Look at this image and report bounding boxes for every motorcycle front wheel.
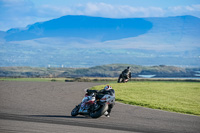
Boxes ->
[90,103,108,118]
[71,105,79,116]
[118,74,123,83]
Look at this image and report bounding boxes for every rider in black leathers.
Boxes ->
[118,66,131,83]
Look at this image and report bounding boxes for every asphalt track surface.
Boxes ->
[0,81,199,133]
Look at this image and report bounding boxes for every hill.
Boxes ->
[0,64,199,78]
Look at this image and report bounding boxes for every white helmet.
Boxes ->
[104,85,112,91]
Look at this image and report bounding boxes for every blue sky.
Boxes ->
[1,0,200,31]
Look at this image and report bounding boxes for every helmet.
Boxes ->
[104,85,112,91]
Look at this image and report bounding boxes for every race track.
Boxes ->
[0,81,199,133]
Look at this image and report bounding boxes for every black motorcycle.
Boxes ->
[118,73,131,83]
[71,89,115,118]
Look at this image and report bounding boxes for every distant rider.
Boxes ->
[118,66,131,82]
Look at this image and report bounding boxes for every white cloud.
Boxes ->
[68,3,200,18]
[168,4,200,16]
[0,1,200,31]
[69,3,166,18]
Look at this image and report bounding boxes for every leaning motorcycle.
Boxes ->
[71,89,115,118]
[118,73,130,83]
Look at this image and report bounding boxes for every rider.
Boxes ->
[119,66,131,82]
[97,85,115,117]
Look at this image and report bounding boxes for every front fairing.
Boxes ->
[79,95,95,114]
[82,96,91,103]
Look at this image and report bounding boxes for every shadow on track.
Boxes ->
[29,115,90,119]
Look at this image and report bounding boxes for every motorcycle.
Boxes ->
[71,89,115,118]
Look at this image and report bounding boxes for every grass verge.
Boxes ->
[91,81,200,116]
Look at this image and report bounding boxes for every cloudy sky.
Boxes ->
[1,0,200,31]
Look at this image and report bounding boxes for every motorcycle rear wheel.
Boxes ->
[90,104,108,118]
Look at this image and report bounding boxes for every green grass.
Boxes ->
[91,81,200,116]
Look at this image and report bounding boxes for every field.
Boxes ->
[91,81,200,116]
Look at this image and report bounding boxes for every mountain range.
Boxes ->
[0,15,200,67]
